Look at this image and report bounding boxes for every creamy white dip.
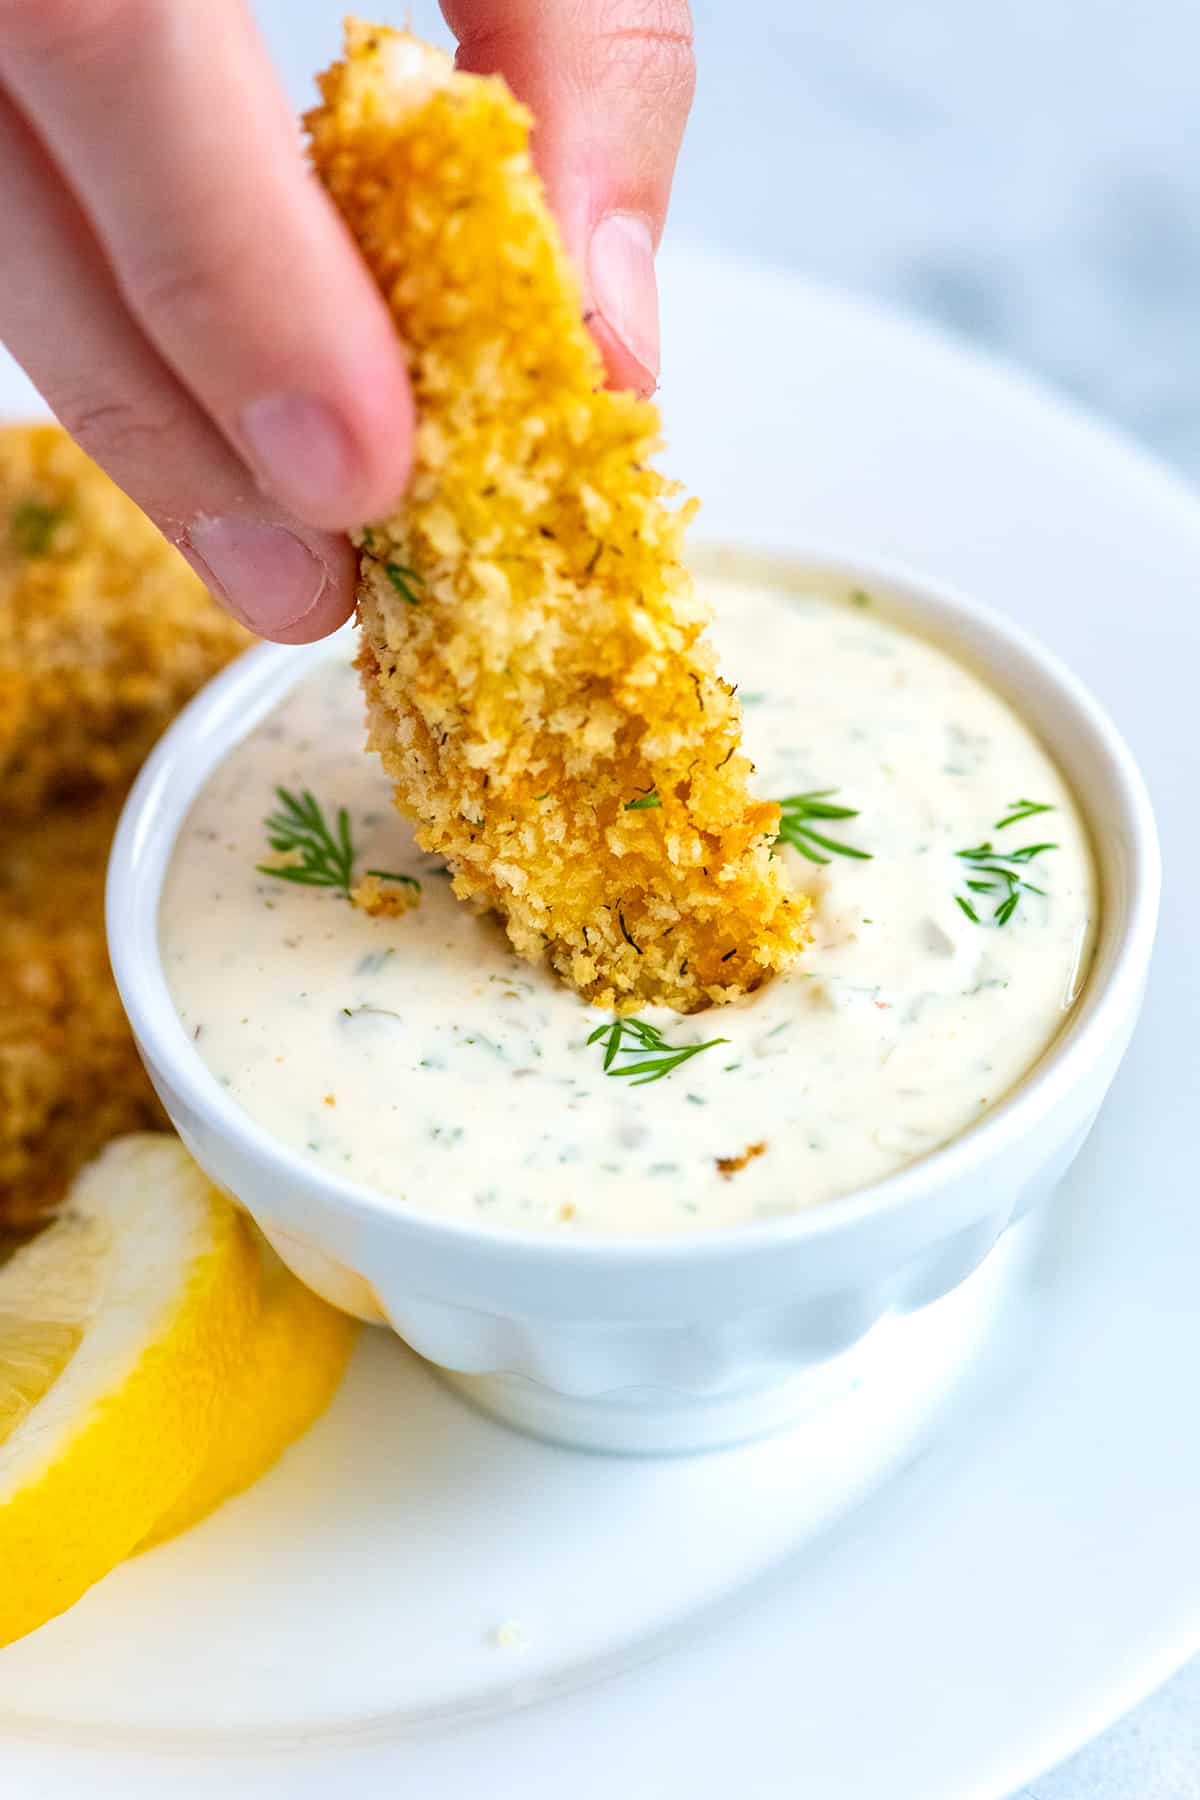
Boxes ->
[160,571,1096,1236]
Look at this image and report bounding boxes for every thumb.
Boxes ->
[443,0,695,395]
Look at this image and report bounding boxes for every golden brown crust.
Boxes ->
[0,792,165,1231]
[307,24,809,1013]
[0,423,249,821]
[349,870,420,917]
[0,422,250,1229]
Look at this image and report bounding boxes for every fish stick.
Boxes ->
[0,791,166,1231]
[0,424,249,821]
[0,422,248,1228]
[308,24,809,1014]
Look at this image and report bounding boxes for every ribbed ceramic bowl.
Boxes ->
[107,548,1159,1453]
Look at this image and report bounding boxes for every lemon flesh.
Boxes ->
[0,1135,259,1646]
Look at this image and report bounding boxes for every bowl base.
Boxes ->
[437,1238,1018,1455]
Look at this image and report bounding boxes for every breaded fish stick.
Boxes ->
[308,24,808,1013]
[0,424,249,821]
[0,792,165,1230]
[0,423,248,1227]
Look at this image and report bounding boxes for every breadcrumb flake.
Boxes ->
[350,871,420,918]
[308,24,809,1012]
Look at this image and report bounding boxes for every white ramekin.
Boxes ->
[107,549,1160,1454]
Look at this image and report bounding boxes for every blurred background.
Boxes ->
[258,0,1200,476]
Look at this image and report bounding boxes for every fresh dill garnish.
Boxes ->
[774,790,872,864]
[954,802,1057,926]
[10,500,68,556]
[257,788,356,898]
[383,561,423,605]
[366,868,421,891]
[624,791,662,811]
[994,797,1056,830]
[586,1016,729,1087]
[257,789,421,902]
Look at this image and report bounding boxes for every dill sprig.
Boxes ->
[587,1016,729,1087]
[624,790,662,811]
[383,561,423,605]
[775,790,872,864]
[954,801,1057,926]
[257,788,417,902]
[257,788,356,897]
[366,869,422,891]
[995,797,1056,830]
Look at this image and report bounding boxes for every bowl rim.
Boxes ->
[107,541,1161,1267]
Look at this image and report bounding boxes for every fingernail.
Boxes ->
[237,391,356,516]
[587,212,660,389]
[182,518,328,637]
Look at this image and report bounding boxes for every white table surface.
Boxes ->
[196,4,1200,1792]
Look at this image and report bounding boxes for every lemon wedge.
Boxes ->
[0,1135,259,1646]
[141,1236,358,1550]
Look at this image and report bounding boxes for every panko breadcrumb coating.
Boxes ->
[0,421,249,1229]
[0,423,249,820]
[0,792,165,1232]
[308,24,809,1013]
[349,870,421,918]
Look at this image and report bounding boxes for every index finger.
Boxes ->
[0,0,413,532]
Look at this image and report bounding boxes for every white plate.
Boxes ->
[2,246,1195,1798]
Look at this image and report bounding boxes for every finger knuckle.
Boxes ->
[597,0,696,100]
[120,216,257,337]
[123,247,223,335]
[0,0,147,61]
[54,386,185,480]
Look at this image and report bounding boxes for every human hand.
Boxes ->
[0,1,694,642]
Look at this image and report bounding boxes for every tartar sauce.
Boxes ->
[160,570,1096,1236]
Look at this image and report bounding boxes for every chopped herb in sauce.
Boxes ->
[774,789,872,864]
[355,948,395,975]
[995,797,1056,830]
[955,801,1058,926]
[587,1016,729,1087]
